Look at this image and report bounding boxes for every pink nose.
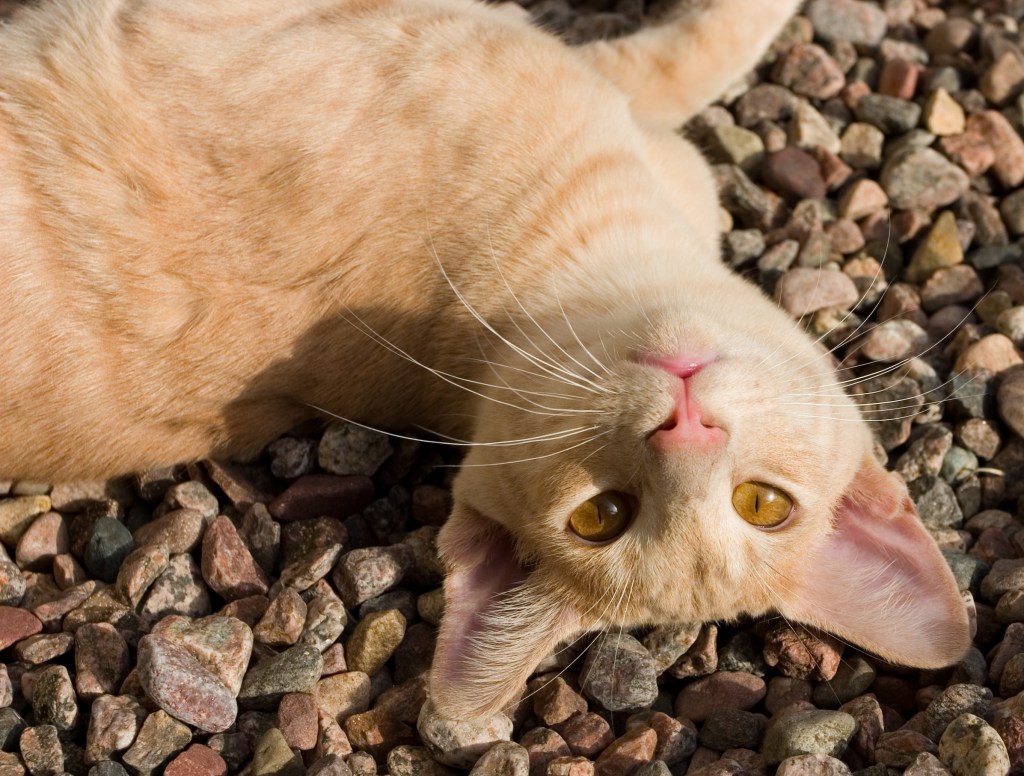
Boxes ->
[643,355,724,449]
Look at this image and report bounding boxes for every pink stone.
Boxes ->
[878,58,920,100]
[532,677,588,727]
[0,606,42,649]
[15,513,69,572]
[75,623,130,699]
[674,672,767,722]
[939,131,995,178]
[594,727,657,776]
[967,111,1024,188]
[253,588,306,647]
[555,713,615,759]
[762,623,844,681]
[201,516,270,600]
[164,744,228,776]
[278,693,319,750]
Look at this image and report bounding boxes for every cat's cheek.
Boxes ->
[777,457,971,668]
[430,503,584,718]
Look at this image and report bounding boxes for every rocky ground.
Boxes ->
[3,0,1024,774]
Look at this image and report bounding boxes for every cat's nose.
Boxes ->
[641,354,725,450]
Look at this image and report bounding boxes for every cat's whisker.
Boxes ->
[477,347,610,416]
[342,308,597,416]
[439,430,612,467]
[427,230,608,395]
[555,291,614,377]
[306,404,601,448]
[484,228,610,386]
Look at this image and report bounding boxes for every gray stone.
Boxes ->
[938,713,1010,776]
[417,700,513,769]
[580,632,658,712]
[806,0,887,45]
[84,518,134,584]
[762,710,857,766]
[880,147,970,211]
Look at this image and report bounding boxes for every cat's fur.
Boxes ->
[0,0,969,717]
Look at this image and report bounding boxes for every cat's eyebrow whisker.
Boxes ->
[555,290,614,377]
[438,430,612,467]
[427,230,607,395]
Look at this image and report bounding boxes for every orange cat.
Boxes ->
[0,0,969,717]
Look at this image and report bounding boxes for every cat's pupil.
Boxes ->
[732,482,792,528]
[568,491,634,543]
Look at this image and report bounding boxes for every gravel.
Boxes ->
[1,0,1024,774]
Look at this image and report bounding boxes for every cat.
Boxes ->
[0,0,970,718]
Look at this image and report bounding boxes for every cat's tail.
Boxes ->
[574,0,803,127]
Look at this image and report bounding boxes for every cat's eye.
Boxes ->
[732,482,793,528]
[568,491,634,543]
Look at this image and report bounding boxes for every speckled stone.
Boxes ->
[116,543,170,608]
[318,424,393,477]
[417,700,513,769]
[85,694,147,765]
[121,710,193,776]
[253,588,307,647]
[14,512,68,573]
[594,726,657,776]
[31,665,78,731]
[19,724,63,776]
[151,614,254,696]
[674,672,766,722]
[762,710,856,766]
[880,147,970,211]
[75,623,130,699]
[775,753,851,775]
[137,634,237,733]
[132,509,205,554]
[201,516,270,600]
[347,610,407,676]
[579,632,658,712]
[938,713,1010,776]
[0,496,51,546]
[467,741,529,776]
[298,590,348,653]
[806,0,887,45]
[555,713,615,759]
[238,644,324,711]
[252,728,304,776]
[332,546,411,606]
[315,671,371,724]
[164,744,228,776]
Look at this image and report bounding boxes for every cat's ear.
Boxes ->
[429,503,582,718]
[779,456,971,667]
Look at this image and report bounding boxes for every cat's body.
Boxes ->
[0,0,970,718]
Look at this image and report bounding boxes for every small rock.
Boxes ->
[318,424,393,477]
[133,509,205,554]
[840,123,884,169]
[806,0,887,45]
[253,588,307,647]
[788,101,842,155]
[267,437,318,480]
[252,728,304,776]
[417,699,513,769]
[277,693,318,751]
[0,606,42,650]
[84,517,134,584]
[532,677,588,727]
[151,614,254,696]
[332,546,411,606]
[907,211,963,283]
[164,744,228,776]
[838,179,888,220]
[880,147,970,211]
[84,694,146,765]
[966,112,1024,189]
[520,727,572,775]
[201,516,270,600]
[698,710,765,751]
[239,644,324,711]
[594,726,657,776]
[140,552,211,620]
[775,753,851,775]
[981,52,1024,107]
[580,633,658,712]
[121,710,193,776]
[387,745,457,776]
[860,319,929,363]
[854,94,921,135]
[555,713,615,759]
[761,147,827,202]
[0,496,51,546]
[315,672,371,723]
[31,665,78,731]
[19,724,63,776]
[673,672,766,722]
[762,710,857,766]
[116,543,170,608]
[14,513,68,572]
[998,368,1024,440]
[268,475,374,522]
[938,713,1010,776]
[762,624,843,680]
[773,44,845,100]
[775,268,860,317]
[137,634,237,733]
[74,623,130,699]
[955,334,1022,374]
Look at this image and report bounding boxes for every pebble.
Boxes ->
[555,712,615,758]
[200,516,270,600]
[0,606,42,650]
[137,634,237,733]
[698,710,765,751]
[775,268,859,317]
[734,84,798,128]
[921,266,984,314]
[838,179,887,220]
[593,726,657,776]
[954,334,1023,374]
[252,728,304,776]
[521,727,572,774]
[907,211,963,283]
[860,319,929,362]
[152,614,254,696]
[85,694,147,765]
[315,671,371,723]
[116,543,170,607]
[762,624,843,681]
[998,368,1024,440]
[532,677,587,726]
[840,123,884,169]
[761,147,826,202]
[299,591,348,653]
[0,496,51,546]
[332,546,411,606]
[83,518,134,583]
[981,52,1024,107]
[345,609,407,676]
[788,101,842,155]
[268,474,374,522]
[776,753,851,775]
[120,729,196,776]
[918,684,993,743]
[417,700,513,769]
[761,710,857,766]
[276,693,318,751]
[938,713,1010,776]
[164,744,228,776]
[773,44,845,100]
[14,513,68,572]
[854,94,922,135]
[706,126,765,174]
[31,665,78,731]
[806,0,887,46]
[278,542,342,591]
[19,724,63,776]
[133,509,205,554]
[74,623,130,699]
[467,742,530,776]
[1001,191,1024,237]
[674,672,766,722]
[387,745,458,776]
[267,437,318,480]
[253,588,307,647]
[967,111,1024,189]
[579,633,658,712]
[318,424,393,477]
[239,644,323,711]
[546,757,594,776]
[140,553,211,620]
[880,147,970,211]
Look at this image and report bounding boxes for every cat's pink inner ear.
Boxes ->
[780,457,970,668]
[430,504,581,718]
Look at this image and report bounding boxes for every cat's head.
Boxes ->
[430,266,970,718]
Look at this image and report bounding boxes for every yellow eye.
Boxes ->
[732,482,793,528]
[568,491,634,543]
